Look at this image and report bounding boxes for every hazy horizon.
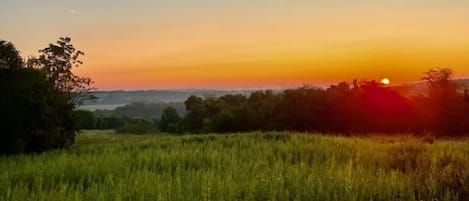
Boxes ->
[2,0,469,90]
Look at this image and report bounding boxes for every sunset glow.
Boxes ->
[2,0,469,89]
[381,78,391,85]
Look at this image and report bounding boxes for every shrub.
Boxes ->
[115,118,157,134]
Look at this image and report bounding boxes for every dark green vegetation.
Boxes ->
[0,67,75,154]
[0,38,92,154]
[74,110,158,134]
[95,102,185,119]
[82,90,253,107]
[159,107,182,133]
[0,131,468,201]
[75,102,185,134]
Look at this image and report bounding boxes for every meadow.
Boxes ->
[1,130,468,201]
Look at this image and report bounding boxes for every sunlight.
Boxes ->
[380,78,391,85]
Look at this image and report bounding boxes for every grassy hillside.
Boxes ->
[1,131,468,201]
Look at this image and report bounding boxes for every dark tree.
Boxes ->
[96,116,125,129]
[30,37,93,104]
[74,110,97,129]
[0,70,45,153]
[421,68,464,136]
[160,107,181,133]
[0,38,92,154]
[182,95,207,133]
[115,117,156,134]
[0,41,23,69]
[245,90,280,130]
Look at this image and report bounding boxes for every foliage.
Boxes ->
[29,37,93,104]
[0,41,23,69]
[420,68,467,136]
[95,116,125,130]
[0,68,75,154]
[78,68,468,137]
[180,74,468,136]
[182,95,207,133]
[75,113,162,134]
[0,38,92,154]
[159,107,182,133]
[97,101,186,119]
[0,131,468,201]
[74,110,97,129]
[115,118,157,134]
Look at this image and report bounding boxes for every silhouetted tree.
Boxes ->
[96,116,125,129]
[421,68,464,136]
[201,94,247,132]
[358,80,414,133]
[323,82,355,133]
[0,38,92,154]
[1,69,44,153]
[167,68,468,136]
[0,41,23,69]
[244,90,280,130]
[115,117,156,134]
[274,87,326,131]
[109,102,185,119]
[74,110,97,129]
[29,37,93,104]
[182,95,207,133]
[160,107,182,133]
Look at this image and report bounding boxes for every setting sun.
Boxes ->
[380,78,391,85]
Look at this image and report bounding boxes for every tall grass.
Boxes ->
[1,131,468,201]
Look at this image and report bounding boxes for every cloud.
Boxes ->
[67,9,77,14]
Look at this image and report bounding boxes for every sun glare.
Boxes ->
[380,78,390,85]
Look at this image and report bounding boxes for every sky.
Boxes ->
[1,0,469,90]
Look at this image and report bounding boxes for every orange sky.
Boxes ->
[2,1,469,89]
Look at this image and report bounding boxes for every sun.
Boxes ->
[380,78,391,85]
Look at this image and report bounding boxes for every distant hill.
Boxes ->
[79,80,469,111]
[80,89,256,111]
[93,102,187,119]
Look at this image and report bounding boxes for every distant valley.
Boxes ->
[80,79,469,111]
[80,89,256,111]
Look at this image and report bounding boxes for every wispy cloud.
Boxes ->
[67,9,77,14]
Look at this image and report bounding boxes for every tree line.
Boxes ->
[170,70,468,136]
[77,68,469,137]
[94,101,185,119]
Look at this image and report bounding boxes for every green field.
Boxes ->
[1,131,468,201]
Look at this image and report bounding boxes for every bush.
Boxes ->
[74,110,97,129]
[0,68,76,154]
[159,107,181,133]
[115,118,157,134]
[96,116,125,129]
